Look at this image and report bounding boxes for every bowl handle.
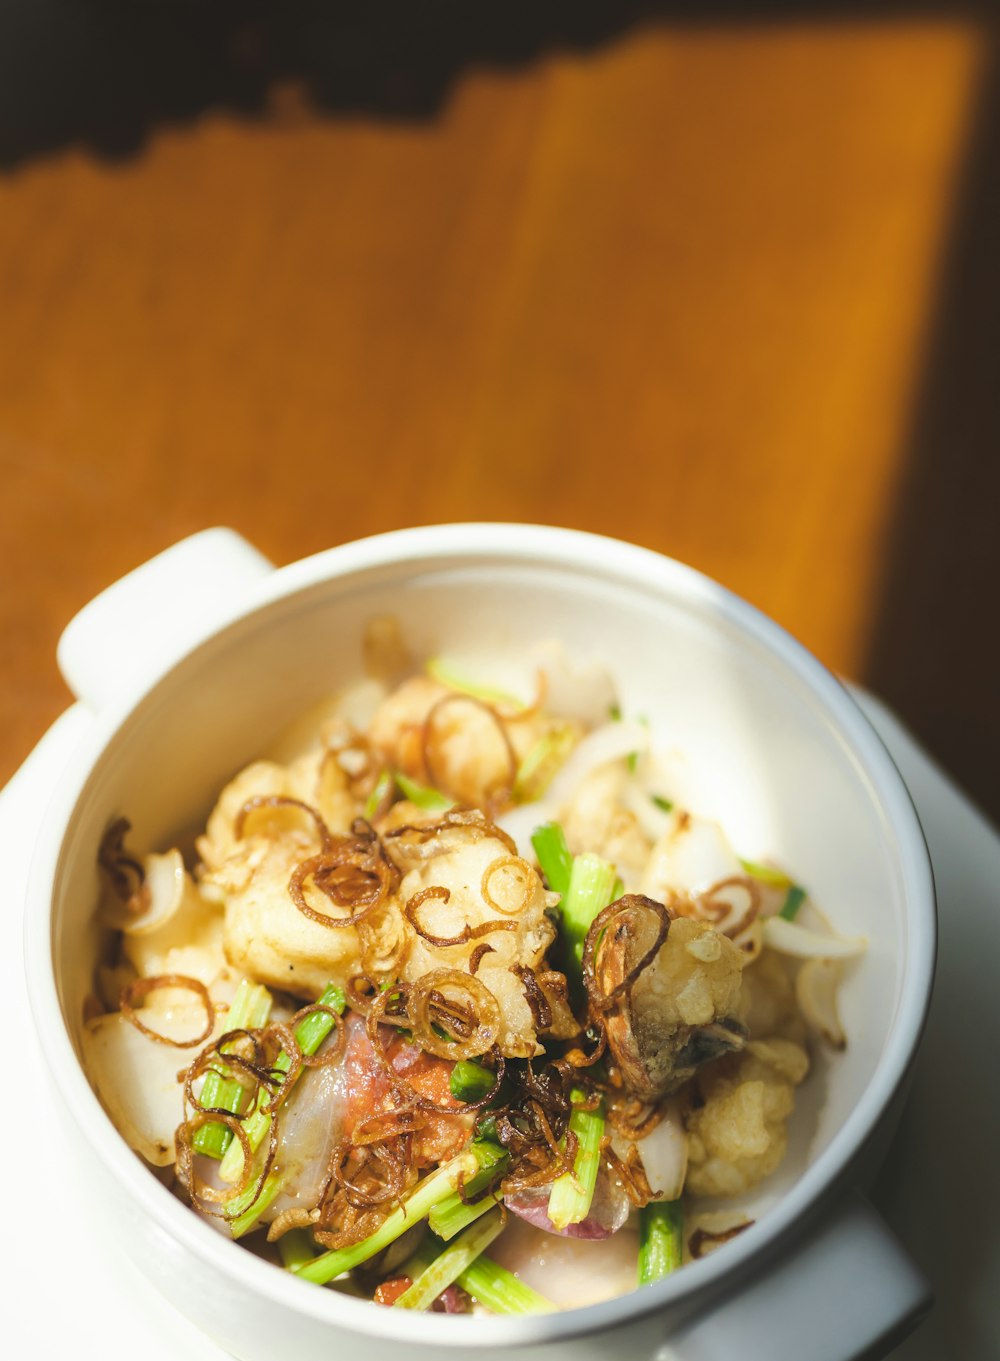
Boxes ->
[57,528,274,713]
[662,1192,930,1361]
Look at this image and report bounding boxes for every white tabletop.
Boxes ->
[2,692,997,1360]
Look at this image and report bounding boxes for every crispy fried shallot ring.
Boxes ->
[404,884,519,949]
[176,1111,254,1204]
[409,968,502,1061]
[289,821,399,929]
[98,817,145,903]
[422,694,518,808]
[120,974,215,1048]
[235,795,333,849]
[481,856,536,916]
[184,1028,273,1117]
[582,895,673,1013]
[469,942,496,975]
[694,875,761,941]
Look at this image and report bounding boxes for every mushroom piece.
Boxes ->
[586,896,747,1103]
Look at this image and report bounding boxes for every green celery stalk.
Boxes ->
[779,885,807,920]
[219,982,345,1184]
[428,1188,500,1241]
[394,1208,505,1310]
[293,1146,490,1285]
[560,852,618,984]
[278,1228,317,1272]
[449,1059,495,1103]
[547,1087,605,1230]
[427,1142,508,1239]
[638,1199,684,1285]
[394,770,452,811]
[530,822,573,898]
[228,1168,285,1238]
[193,980,273,1158]
[457,1256,554,1314]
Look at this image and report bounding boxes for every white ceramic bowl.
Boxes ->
[25,525,934,1361]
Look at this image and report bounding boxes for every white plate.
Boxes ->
[2,691,996,1360]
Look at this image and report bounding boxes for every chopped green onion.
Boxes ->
[394,1208,506,1310]
[293,1146,492,1285]
[193,980,273,1158]
[513,725,577,802]
[364,769,394,820]
[474,1114,498,1144]
[457,1255,554,1314]
[779,885,807,920]
[531,822,573,898]
[740,858,792,889]
[428,1142,508,1239]
[278,1229,317,1272]
[547,1087,605,1230]
[449,1059,496,1104]
[608,702,622,722]
[229,1169,285,1239]
[651,794,674,813]
[626,714,650,773]
[638,1199,684,1285]
[394,770,452,811]
[560,852,618,985]
[426,658,524,708]
[219,983,345,1184]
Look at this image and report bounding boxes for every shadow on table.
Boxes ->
[0,0,985,166]
[864,43,1000,828]
[1,0,998,819]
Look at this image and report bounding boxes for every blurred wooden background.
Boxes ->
[1,10,998,820]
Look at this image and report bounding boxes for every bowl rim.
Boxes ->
[24,522,936,1347]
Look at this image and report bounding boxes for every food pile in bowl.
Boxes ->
[81,628,865,1315]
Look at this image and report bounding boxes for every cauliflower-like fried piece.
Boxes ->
[198,752,356,878]
[390,822,556,1057]
[740,948,806,1044]
[198,754,364,997]
[369,676,544,807]
[684,1036,809,1197]
[560,764,652,887]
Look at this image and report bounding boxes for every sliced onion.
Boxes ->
[628,1100,687,1201]
[529,641,618,727]
[796,957,847,1048]
[546,721,652,809]
[82,1005,220,1166]
[495,802,555,860]
[505,1164,630,1240]
[98,849,186,935]
[620,782,673,841]
[762,916,867,959]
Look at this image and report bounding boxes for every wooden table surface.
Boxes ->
[2,15,999,819]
